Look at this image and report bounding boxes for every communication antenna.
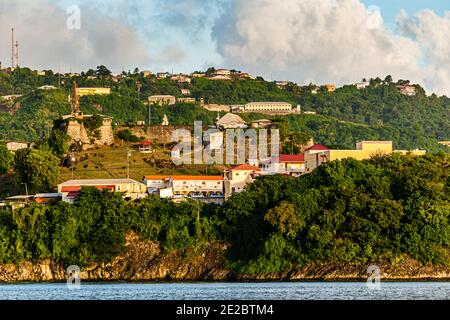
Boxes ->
[15,41,19,67]
[11,28,14,68]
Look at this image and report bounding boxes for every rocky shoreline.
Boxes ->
[1,233,450,283]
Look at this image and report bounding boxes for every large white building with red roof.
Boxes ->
[224,164,261,198]
[260,154,306,176]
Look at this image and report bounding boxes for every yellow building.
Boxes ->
[305,141,426,172]
[58,179,147,203]
[244,102,293,113]
[77,87,111,96]
[325,84,336,92]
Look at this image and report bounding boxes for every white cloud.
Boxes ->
[0,0,150,73]
[212,0,450,96]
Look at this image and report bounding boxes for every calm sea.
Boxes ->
[0,282,449,300]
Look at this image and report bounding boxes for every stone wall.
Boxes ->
[119,125,193,144]
[65,117,114,151]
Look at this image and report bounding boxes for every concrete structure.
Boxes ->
[148,95,176,106]
[325,84,336,92]
[214,69,231,76]
[355,82,370,90]
[76,87,111,96]
[305,141,426,172]
[396,85,417,96]
[438,141,450,147]
[244,102,294,114]
[203,104,231,112]
[170,75,191,84]
[58,179,147,203]
[276,81,291,89]
[260,154,305,176]
[224,164,261,198]
[157,72,170,79]
[250,119,273,128]
[143,175,224,199]
[5,141,29,152]
[38,85,57,90]
[181,89,191,96]
[216,113,248,129]
[136,140,152,153]
[209,75,232,81]
[1,94,22,101]
[177,97,196,104]
[142,71,152,77]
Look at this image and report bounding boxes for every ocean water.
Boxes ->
[0,282,449,300]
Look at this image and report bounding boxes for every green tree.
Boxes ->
[14,148,60,193]
[0,144,12,174]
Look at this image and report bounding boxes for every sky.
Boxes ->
[1,0,450,95]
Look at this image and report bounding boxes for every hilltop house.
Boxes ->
[216,113,248,129]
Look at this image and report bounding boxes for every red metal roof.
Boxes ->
[61,185,115,192]
[171,176,223,181]
[278,154,305,163]
[305,144,330,151]
[231,164,261,171]
[138,140,152,146]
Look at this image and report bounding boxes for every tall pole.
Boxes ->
[127,148,131,179]
[11,28,14,68]
[148,103,152,125]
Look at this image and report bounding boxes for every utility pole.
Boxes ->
[148,103,152,125]
[126,148,132,179]
[11,28,14,68]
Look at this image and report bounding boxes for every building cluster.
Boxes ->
[0,138,428,210]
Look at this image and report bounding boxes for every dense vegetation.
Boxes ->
[1,67,448,152]
[0,154,448,273]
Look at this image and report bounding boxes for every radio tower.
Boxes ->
[11,28,19,68]
[11,28,14,68]
[15,40,19,67]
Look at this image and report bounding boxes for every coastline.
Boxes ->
[1,233,450,283]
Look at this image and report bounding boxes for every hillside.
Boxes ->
[0,154,448,278]
[0,67,449,152]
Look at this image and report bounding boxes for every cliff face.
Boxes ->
[1,233,450,283]
[65,118,114,151]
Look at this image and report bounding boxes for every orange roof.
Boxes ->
[171,176,223,181]
[144,175,171,180]
[231,164,261,171]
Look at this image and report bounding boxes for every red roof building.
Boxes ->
[305,144,330,151]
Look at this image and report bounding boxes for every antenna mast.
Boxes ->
[15,41,19,67]
[11,28,14,68]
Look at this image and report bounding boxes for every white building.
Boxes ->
[143,175,224,199]
[396,85,416,96]
[148,95,176,105]
[355,82,370,90]
[260,154,305,176]
[216,113,248,129]
[224,164,261,198]
[214,69,231,76]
